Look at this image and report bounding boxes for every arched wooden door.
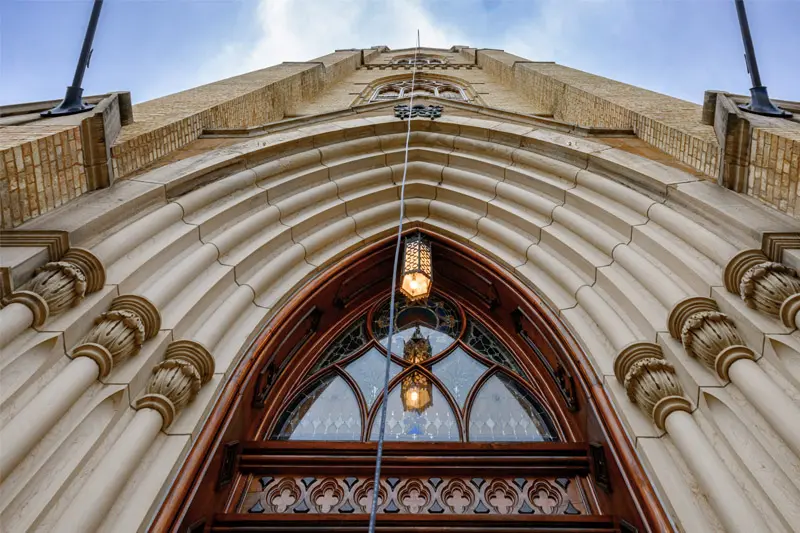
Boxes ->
[154,231,671,533]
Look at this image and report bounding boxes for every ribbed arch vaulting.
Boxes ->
[3,112,799,533]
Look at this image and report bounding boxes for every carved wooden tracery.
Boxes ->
[152,231,672,532]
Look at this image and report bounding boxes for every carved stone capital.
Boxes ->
[724,249,768,293]
[74,309,146,372]
[613,342,664,383]
[739,261,800,317]
[2,290,49,327]
[681,311,745,370]
[135,359,203,429]
[25,261,87,315]
[17,248,105,318]
[62,247,106,293]
[109,294,161,339]
[617,351,688,430]
[667,296,718,339]
[164,339,215,384]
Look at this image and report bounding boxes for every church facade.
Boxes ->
[1,46,800,533]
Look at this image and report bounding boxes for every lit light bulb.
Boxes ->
[409,276,419,290]
[410,390,419,402]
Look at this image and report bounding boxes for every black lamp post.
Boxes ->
[41,0,104,117]
[734,0,791,118]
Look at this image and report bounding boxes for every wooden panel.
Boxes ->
[211,513,618,532]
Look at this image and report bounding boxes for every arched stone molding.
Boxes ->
[725,249,800,328]
[2,114,798,532]
[700,388,800,532]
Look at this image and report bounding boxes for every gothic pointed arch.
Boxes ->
[152,230,671,531]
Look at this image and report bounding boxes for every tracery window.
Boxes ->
[370,79,468,102]
[272,292,557,443]
[390,54,447,65]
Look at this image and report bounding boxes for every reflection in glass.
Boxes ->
[310,318,369,375]
[370,383,459,442]
[468,374,555,442]
[464,318,523,374]
[273,374,361,441]
[344,347,401,408]
[432,347,488,408]
[373,294,460,356]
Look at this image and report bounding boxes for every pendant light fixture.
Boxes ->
[401,327,433,413]
[400,233,433,302]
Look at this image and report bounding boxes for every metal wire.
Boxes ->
[367,30,421,533]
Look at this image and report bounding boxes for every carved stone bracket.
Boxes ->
[134,339,216,429]
[724,249,800,327]
[71,294,161,379]
[614,342,691,430]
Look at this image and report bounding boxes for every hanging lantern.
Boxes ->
[401,371,433,413]
[401,327,433,413]
[400,233,432,302]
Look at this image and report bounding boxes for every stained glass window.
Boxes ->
[432,347,487,408]
[274,374,361,441]
[272,292,559,444]
[369,383,459,442]
[310,318,368,374]
[464,318,523,375]
[468,373,556,442]
[344,347,402,408]
[373,294,460,356]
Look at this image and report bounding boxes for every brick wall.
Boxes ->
[1,125,87,228]
[110,50,367,178]
[473,50,720,177]
[748,127,800,216]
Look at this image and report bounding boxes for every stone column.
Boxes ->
[668,296,800,457]
[0,292,48,349]
[0,294,160,481]
[724,249,800,328]
[0,356,99,483]
[614,343,765,533]
[57,341,214,531]
[0,248,105,348]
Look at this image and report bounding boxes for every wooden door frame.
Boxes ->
[149,227,673,532]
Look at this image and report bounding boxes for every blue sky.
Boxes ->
[2,0,798,106]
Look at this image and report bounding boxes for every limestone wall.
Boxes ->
[110,49,371,178]
[2,115,799,533]
[470,49,721,177]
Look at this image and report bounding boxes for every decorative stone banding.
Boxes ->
[1,290,49,327]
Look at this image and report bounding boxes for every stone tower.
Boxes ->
[1,46,799,533]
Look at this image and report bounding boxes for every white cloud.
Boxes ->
[196,0,467,86]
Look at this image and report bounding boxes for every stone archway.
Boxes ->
[2,112,798,533]
[152,230,669,531]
